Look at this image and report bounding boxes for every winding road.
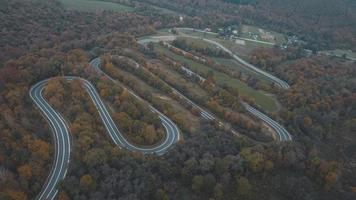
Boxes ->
[139,30,293,141]
[30,79,71,200]
[31,76,179,200]
[33,26,293,199]
[241,102,292,141]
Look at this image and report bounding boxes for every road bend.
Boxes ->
[31,76,180,200]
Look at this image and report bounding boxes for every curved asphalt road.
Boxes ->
[241,102,292,141]
[30,79,71,200]
[31,76,179,200]
[138,34,293,141]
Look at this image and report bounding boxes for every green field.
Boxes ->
[240,25,286,45]
[149,5,179,15]
[211,57,273,85]
[175,29,217,39]
[319,49,356,61]
[178,37,217,49]
[59,0,134,12]
[155,45,278,112]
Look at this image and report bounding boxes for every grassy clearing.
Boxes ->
[59,0,134,12]
[179,37,217,49]
[241,24,286,45]
[212,57,272,85]
[154,29,172,36]
[175,34,266,58]
[176,29,217,39]
[319,49,356,61]
[155,45,278,112]
[149,5,179,15]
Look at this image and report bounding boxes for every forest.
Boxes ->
[135,0,356,51]
[0,0,355,200]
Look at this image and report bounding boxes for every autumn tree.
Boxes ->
[236,176,252,198]
[17,164,32,181]
[192,175,204,193]
[80,174,96,191]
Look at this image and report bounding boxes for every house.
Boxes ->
[179,15,184,22]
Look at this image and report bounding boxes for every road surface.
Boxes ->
[242,102,292,141]
[31,76,180,200]
[30,79,71,200]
